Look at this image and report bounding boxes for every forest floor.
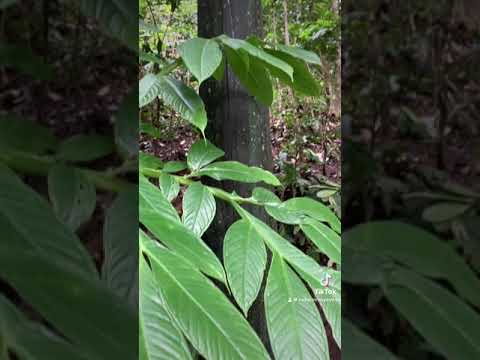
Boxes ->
[140,113,341,184]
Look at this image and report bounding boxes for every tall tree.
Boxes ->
[198,0,273,352]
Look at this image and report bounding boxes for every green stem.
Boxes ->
[141,168,261,206]
[0,150,133,193]
[159,58,182,76]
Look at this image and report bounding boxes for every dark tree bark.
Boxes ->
[198,0,273,353]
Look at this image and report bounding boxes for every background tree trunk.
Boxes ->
[198,0,273,353]
[282,0,290,45]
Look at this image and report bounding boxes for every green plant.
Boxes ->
[139,30,340,359]
[343,220,480,359]
[0,1,138,359]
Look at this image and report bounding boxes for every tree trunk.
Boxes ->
[282,0,290,45]
[198,0,273,353]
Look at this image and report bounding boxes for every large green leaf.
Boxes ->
[276,44,321,65]
[139,175,225,283]
[233,203,341,346]
[139,249,193,360]
[343,221,480,307]
[162,161,187,173]
[422,202,471,223]
[102,189,138,308]
[180,38,223,84]
[343,319,397,360]
[0,114,57,154]
[223,45,274,106]
[197,161,280,186]
[283,197,341,233]
[266,49,320,96]
[299,266,341,348]
[218,35,293,81]
[159,173,180,202]
[140,152,163,170]
[384,269,480,359]
[182,182,216,237]
[300,219,341,264]
[78,0,137,51]
[0,165,96,276]
[223,220,267,316]
[139,175,180,224]
[187,139,224,171]
[0,224,136,360]
[56,134,114,163]
[141,240,271,360]
[156,75,208,135]
[265,255,329,360]
[0,295,89,360]
[48,165,96,232]
[139,74,162,108]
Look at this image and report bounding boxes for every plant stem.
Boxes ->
[0,151,133,193]
[141,168,262,206]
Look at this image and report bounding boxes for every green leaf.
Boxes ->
[115,88,138,158]
[266,50,320,96]
[267,197,340,232]
[343,319,397,360]
[300,267,341,348]
[0,44,54,80]
[384,269,480,359]
[342,247,393,285]
[56,134,114,163]
[141,241,271,360]
[140,152,163,170]
[102,189,138,308]
[139,175,181,224]
[156,75,208,135]
[0,236,136,360]
[218,35,294,81]
[139,74,162,108]
[234,203,325,283]
[223,220,267,316]
[0,164,96,276]
[0,295,89,360]
[139,251,193,360]
[159,173,180,202]
[197,161,280,186]
[182,182,216,237]
[345,221,480,307]
[180,37,223,84]
[78,0,137,51]
[422,202,471,223]
[139,51,165,65]
[48,165,96,232]
[251,187,282,206]
[300,219,341,264]
[163,161,187,173]
[233,203,341,345]
[276,44,321,65]
[187,139,224,171]
[0,114,57,154]
[265,255,329,360]
[223,46,274,106]
[139,175,225,283]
